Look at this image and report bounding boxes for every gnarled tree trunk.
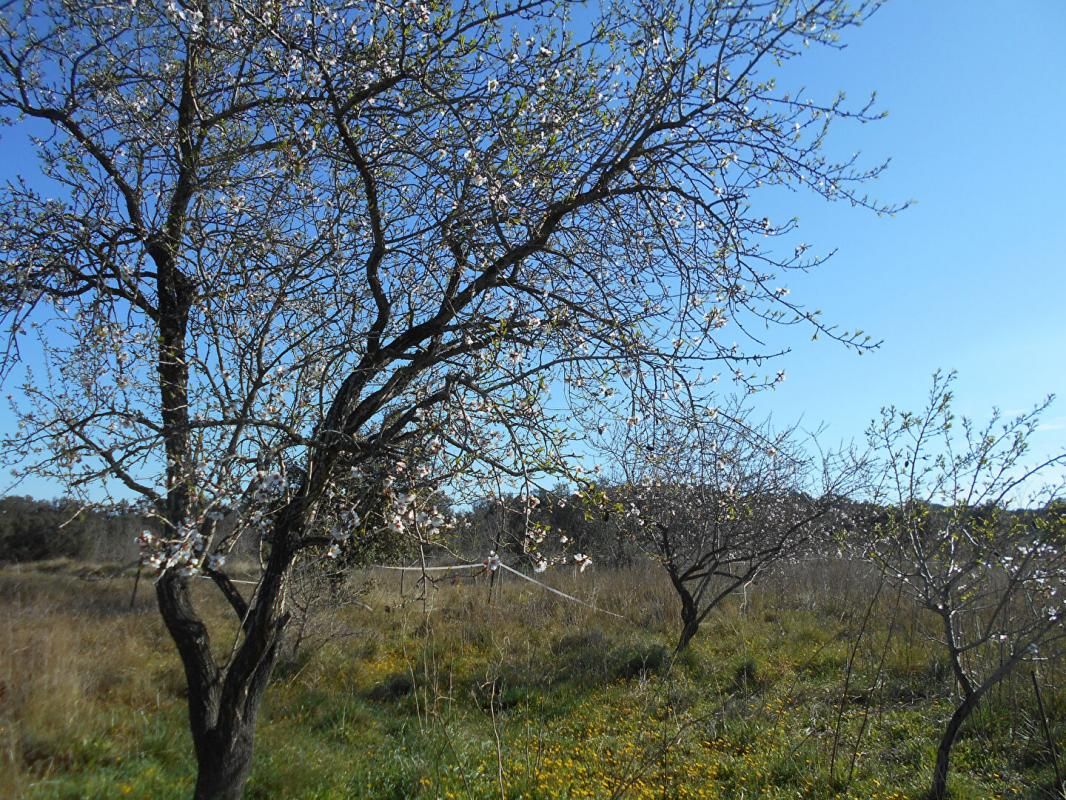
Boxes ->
[673,578,700,654]
[157,534,293,799]
[192,718,258,800]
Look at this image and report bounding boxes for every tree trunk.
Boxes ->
[185,616,285,799]
[192,724,257,800]
[928,644,1028,800]
[157,534,291,799]
[929,688,984,800]
[675,618,699,654]
[674,590,699,654]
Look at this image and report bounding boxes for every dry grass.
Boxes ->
[0,559,1063,799]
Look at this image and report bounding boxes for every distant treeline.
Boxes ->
[2,488,1053,571]
[0,488,643,567]
[0,490,606,567]
[451,490,630,567]
[0,496,147,564]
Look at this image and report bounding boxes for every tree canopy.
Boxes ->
[0,0,897,795]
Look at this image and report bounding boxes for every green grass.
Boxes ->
[1,562,1064,799]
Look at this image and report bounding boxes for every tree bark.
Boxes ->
[192,719,257,800]
[926,640,1032,800]
[674,585,699,654]
[156,523,292,798]
[675,618,700,654]
[929,690,982,800]
[172,587,287,799]
[188,626,283,800]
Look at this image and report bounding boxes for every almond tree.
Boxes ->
[0,0,895,795]
[867,371,1066,800]
[607,405,862,653]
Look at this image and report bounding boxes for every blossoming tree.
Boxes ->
[867,371,1066,800]
[604,404,864,653]
[0,0,896,795]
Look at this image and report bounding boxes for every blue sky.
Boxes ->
[743,0,1066,462]
[1,0,1064,499]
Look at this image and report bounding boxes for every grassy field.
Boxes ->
[1,559,1064,799]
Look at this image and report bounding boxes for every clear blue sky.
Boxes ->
[1,0,1064,499]
[744,0,1066,463]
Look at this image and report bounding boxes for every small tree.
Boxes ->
[0,0,897,795]
[608,407,862,653]
[867,371,1066,800]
